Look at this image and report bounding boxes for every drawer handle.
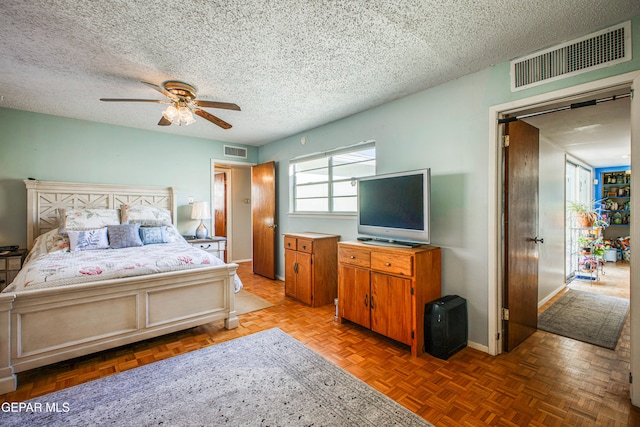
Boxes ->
[370,295,375,309]
[287,243,291,247]
[385,262,391,266]
[364,294,368,307]
[203,244,212,249]
[350,255,355,259]
[302,245,307,250]
[0,280,4,284]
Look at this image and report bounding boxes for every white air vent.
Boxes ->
[511,21,631,91]
[224,145,247,159]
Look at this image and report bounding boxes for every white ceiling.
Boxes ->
[523,93,631,168]
[0,1,638,151]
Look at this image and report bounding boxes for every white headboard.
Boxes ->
[24,180,177,250]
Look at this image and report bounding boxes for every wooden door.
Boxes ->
[296,252,313,305]
[284,249,296,298]
[371,273,413,346]
[213,172,226,238]
[251,161,277,279]
[503,120,540,352]
[338,264,371,328]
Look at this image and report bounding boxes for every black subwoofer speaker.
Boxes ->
[424,295,468,360]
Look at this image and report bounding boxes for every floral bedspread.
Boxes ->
[4,239,243,293]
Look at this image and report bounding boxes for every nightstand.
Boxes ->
[187,237,227,261]
[0,249,27,292]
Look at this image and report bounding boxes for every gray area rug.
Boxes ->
[538,289,629,349]
[4,328,432,426]
[235,289,274,315]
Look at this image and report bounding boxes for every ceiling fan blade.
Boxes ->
[158,116,171,126]
[141,81,179,100]
[100,98,167,103]
[193,109,232,129]
[195,100,241,111]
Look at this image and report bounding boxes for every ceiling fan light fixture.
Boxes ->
[178,106,196,125]
[162,105,179,122]
[162,104,195,126]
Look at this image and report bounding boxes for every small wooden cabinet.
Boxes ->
[0,249,27,292]
[283,233,340,307]
[338,241,441,356]
[188,237,227,262]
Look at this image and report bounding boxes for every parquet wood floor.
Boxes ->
[2,261,638,426]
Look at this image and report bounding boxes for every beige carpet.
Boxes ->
[3,329,433,426]
[235,289,274,315]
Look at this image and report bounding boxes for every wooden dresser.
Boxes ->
[0,249,27,292]
[283,232,340,307]
[337,241,441,356]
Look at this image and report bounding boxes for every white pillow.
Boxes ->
[67,228,109,252]
[59,208,121,231]
[121,204,172,226]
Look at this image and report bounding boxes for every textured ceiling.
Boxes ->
[0,1,639,147]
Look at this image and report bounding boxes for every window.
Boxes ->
[289,142,376,214]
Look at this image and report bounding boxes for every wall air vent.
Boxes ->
[224,145,247,159]
[511,21,631,91]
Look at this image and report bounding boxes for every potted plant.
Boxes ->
[577,236,592,253]
[567,200,600,228]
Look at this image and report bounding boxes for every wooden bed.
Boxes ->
[0,180,238,394]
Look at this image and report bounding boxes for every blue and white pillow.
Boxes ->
[67,228,109,252]
[108,223,143,249]
[139,226,168,245]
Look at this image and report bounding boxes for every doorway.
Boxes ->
[211,161,253,264]
[488,71,640,405]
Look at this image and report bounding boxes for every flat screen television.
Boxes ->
[357,169,430,246]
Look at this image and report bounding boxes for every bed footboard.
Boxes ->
[0,293,16,394]
[0,263,238,394]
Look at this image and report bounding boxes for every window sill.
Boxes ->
[288,212,356,220]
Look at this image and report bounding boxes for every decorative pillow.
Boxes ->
[67,228,109,252]
[139,226,168,245]
[26,228,71,263]
[164,224,185,243]
[59,208,121,231]
[108,223,143,249]
[121,204,172,226]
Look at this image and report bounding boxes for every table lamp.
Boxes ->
[191,201,211,239]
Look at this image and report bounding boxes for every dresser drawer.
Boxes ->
[296,239,313,253]
[7,256,23,270]
[7,270,19,284]
[338,247,371,268]
[371,252,413,276]
[284,236,297,250]
[0,259,5,270]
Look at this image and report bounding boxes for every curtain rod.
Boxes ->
[498,92,632,124]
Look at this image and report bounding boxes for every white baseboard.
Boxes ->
[538,284,566,308]
[467,340,488,353]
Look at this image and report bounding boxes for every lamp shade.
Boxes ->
[190,201,211,220]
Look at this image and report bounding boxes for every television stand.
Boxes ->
[361,239,422,248]
[337,241,442,356]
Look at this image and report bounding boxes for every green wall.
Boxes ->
[258,15,640,347]
[0,109,257,244]
[1,15,638,348]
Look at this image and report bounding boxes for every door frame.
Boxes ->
[211,159,256,262]
[487,70,640,403]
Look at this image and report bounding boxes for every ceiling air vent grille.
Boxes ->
[511,21,631,91]
[224,145,247,159]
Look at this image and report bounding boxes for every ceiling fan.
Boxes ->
[100,81,240,129]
